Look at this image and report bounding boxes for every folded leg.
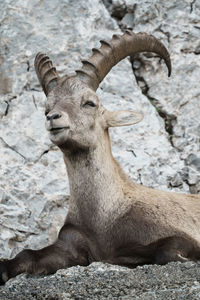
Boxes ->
[0,225,90,285]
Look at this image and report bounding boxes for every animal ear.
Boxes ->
[105,110,143,128]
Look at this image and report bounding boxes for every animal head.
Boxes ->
[35,31,171,152]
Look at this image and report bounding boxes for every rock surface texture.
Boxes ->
[0,262,200,300]
[0,0,199,298]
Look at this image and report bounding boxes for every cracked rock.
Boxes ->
[0,0,200,297]
[0,101,8,117]
[0,0,197,257]
[168,172,183,188]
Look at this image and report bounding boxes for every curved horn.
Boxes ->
[75,30,171,91]
[34,52,60,96]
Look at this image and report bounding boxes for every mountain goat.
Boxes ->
[0,30,200,285]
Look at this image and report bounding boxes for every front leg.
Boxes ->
[0,226,90,285]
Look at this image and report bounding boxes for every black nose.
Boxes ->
[47,113,61,121]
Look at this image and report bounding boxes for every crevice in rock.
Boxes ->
[103,0,127,21]
[181,45,200,55]
[34,149,49,163]
[155,25,170,43]
[0,222,37,235]
[167,170,200,194]
[32,95,38,110]
[23,81,31,91]
[33,144,57,163]
[130,56,178,148]
[4,100,10,116]
[0,137,27,160]
[190,0,196,13]
[137,169,143,185]
[0,95,17,118]
[194,25,200,30]
[181,175,200,194]
[26,60,30,72]
[101,1,177,148]
[127,149,137,157]
[146,95,177,148]
[102,0,191,192]
[102,0,137,30]
[0,100,9,118]
[167,172,183,189]
[4,95,17,114]
[185,180,199,194]
[181,160,200,194]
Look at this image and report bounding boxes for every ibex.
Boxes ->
[0,31,200,285]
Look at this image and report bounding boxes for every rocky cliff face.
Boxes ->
[0,0,199,298]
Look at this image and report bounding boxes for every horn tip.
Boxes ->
[167,61,172,77]
[35,52,45,61]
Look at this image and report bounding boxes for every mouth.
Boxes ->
[48,126,70,134]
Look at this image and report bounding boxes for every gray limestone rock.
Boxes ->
[0,0,200,297]
[109,0,200,193]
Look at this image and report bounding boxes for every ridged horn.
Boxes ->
[75,30,171,91]
[34,52,60,96]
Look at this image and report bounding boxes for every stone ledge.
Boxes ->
[0,262,199,299]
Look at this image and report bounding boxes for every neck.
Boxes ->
[61,131,128,221]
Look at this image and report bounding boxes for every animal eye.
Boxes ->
[45,110,49,116]
[84,101,96,108]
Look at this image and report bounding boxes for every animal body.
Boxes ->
[0,30,200,285]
